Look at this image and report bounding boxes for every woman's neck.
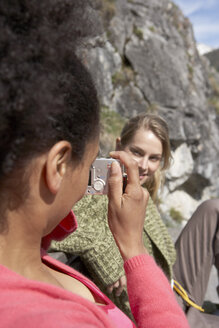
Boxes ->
[0,209,45,278]
[0,233,41,273]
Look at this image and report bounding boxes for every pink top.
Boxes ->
[42,253,135,328]
[0,212,189,327]
[0,253,189,328]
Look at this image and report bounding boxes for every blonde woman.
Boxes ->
[116,113,171,201]
[51,113,177,318]
[51,113,219,327]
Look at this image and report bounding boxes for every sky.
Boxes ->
[173,0,219,50]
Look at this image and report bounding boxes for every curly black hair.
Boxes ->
[0,0,100,230]
[0,0,100,177]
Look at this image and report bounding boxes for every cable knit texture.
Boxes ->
[51,194,176,318]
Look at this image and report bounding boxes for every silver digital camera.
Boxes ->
[86,158,127,195]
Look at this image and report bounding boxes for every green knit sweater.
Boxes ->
[51,194,176,319]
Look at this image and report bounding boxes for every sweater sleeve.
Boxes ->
[51,195,124,286]
[124,254,189,328]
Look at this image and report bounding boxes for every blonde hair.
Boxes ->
[120,113,171,202]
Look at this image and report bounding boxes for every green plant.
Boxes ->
[100,106,127,155]
[169,207,184,223]
[100,106,126,135]
[163,219,175,228]
[208,97,219,114]
[98,0,116,27]
[111,71,127,86]
[149,26,155,33]
[106,30,112,40]
[133,25,143,40]
[147,103,158,113]
[207,73,219,114]
[208,74,219,96]
[187,64,193,80]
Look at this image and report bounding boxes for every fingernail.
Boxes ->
[110,161,119,174]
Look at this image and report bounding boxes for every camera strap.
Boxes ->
[173,280,204,312]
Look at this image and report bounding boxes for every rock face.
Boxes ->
[205,48,219,72]
[80,0,219,225]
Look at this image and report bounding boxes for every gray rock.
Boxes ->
[79,0,219,217]
[83,38,122,107]
[166,143,194,191]
[159,189,200,221]
[112,83,148,117]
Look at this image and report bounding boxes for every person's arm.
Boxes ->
[125,254,189,328]
[107,151,189,327]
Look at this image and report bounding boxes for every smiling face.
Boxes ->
[118,128,163,185]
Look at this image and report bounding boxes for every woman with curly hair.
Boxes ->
[0,1,188,327]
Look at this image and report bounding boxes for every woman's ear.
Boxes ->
[115,137,121,151]
[45,141,72,194]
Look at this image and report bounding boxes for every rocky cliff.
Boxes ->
[78,0,219,226]
[205,48,219,72]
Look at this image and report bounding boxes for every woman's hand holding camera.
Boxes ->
[107,151,149,261]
